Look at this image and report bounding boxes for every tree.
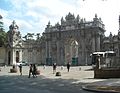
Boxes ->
[27,33,34,40]
[0,15,3,31]
[0,31,7,47]
[0,15,7,47]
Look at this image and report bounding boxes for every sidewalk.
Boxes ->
[82,79,120,93]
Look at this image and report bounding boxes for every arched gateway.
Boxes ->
[43,13,105,65]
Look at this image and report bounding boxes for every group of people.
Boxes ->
[18,64,38,78]
[28,64,37,78]
[18,62,71,77]
[52,62,71,74]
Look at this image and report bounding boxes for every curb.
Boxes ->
[82,85,120,93]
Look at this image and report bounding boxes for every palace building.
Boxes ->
[1,13,120,66]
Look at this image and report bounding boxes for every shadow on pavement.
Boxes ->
[0,75,95,93]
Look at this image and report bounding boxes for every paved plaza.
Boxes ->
[0,66,94,93]
[0,66,120,93]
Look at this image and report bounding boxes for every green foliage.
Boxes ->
[0,30,7,47]
[0,18,7,47]
[0,21,3,28]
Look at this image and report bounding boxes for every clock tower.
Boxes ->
[7,20,22,65]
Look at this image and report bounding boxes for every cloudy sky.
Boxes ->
[0,0,120,36]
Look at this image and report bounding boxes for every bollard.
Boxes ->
[56,72,61,76]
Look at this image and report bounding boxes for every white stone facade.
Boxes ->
[6,20,22,65]
[3,13,120,66]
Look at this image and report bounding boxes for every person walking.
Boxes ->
[53,63,57,74]
[67,62,70,72]
[43,64,46,69]
[19,64,22,76]
[61,65,64,70]
[28,64,33,78]
[33,64,37,78]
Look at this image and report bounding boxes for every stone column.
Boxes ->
[45,40,48,59]
[96,35,100,51]
[45,40,49,64]
[19,49,22,62]
[56,40,60,65]
[45,39,52,65]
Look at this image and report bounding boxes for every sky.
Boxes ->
[0,0,120,37]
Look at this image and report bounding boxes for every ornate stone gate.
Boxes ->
[43,13,105,65]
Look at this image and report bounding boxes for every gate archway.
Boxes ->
[65,39,79,65]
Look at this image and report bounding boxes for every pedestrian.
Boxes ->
[79,67,81,71]
[43,64,46,69]
[4,63,6,68]
[61,65,64,70]
[19,64,22,75]
[67,62,70,72]
[33,64,37,78]
[28,64,33,78]
[53,63,57,74]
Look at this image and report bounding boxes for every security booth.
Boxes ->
[91,51,116,68]
[104,51,116,67]
[91,52,105,69]
[91,51,120,79]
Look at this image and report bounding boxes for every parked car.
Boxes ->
[16,61,28,66]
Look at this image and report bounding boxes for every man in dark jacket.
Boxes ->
[67,63,70,72]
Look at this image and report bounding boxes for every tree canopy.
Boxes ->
[0,15,7,47]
